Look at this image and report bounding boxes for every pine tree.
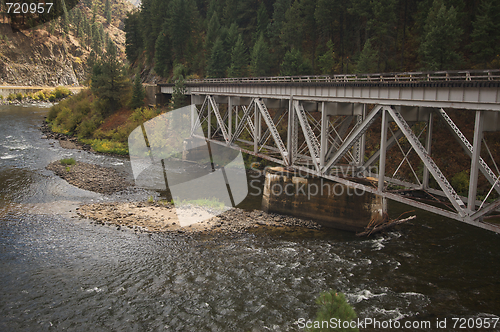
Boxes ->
[130,71,145,109]
[168,0,194,62]
[280,49,312,76]
[124,11,143,64]
[86,20,93,51]
[61,0,70,34]
[317,40,340,75]
[256,2,268,38]
[172,65,187,109]
[105,0,112,25]
[92,22,101,54]
[228,34,248,77]
[207,37,228,78]
[91,42,131,115]
[154,26,172,77]
[470,0,500,67]
[205,11,221,53]
[356,39,378,73]
[367,0,397,71]
[310,290,358,332]
[419,0,463,71]
[250,33,271,76]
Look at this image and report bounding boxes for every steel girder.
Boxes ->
[437,108,500,196]
[322,105,383,173]
[386,107,468,216]
[293,101,322,171]
[191,96,500,233]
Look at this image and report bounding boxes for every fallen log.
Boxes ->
[356,215,416,237]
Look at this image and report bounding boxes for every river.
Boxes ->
[1,105,499,331]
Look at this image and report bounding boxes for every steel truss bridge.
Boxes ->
[159,69,500,233]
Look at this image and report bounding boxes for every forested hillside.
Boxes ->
[125,0,500,80]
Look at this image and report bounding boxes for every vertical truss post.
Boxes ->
[468,111,485,211]
[208,98,212,139]
[353,105,365,166]
[320,102,328,167]
[422,111,433,189]
[360,105,366,166]
[190,95,195,133]
[378,108,389,192]
[228,97,232,140]
[287,96,297,165]
[257,107,262,142]
[235,105,238,131]
[254,100,258,153]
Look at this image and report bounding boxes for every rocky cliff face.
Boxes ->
[0,24,84,86]
[0,0,130,87]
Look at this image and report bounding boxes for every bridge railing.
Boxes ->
[180,69,500,85]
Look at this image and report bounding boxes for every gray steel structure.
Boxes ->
[159,70,500,233]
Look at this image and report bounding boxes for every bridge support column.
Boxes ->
[422,111,433,189]
[468,111,484,211]
[235,105,238,132]
[208,97,212,139]
[287,96,297,165]
[228,97,232,140]
[254,100,258,153]
[378,108,389,192]
[354,104,366,167]
[320,102,328,168]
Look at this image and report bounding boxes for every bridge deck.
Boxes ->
[160,70,500,111]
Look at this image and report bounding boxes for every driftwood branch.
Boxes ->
[356,215,416,237]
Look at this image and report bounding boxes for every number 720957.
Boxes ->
[5,2,53,14]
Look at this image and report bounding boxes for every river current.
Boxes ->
[0,105,499,331]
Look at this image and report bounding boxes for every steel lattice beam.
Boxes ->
[386,107,468,216]
[294,101,321,171]
[255,98,289,164]
[437,108,500,196]
[323,105,383,173]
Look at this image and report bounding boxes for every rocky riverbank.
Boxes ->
[46,160,132,195]
[41,121,93,151]
[43,121,323,235]
[77,201,322,235]
[0,99,55,107]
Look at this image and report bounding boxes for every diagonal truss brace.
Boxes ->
[207,95,229,143]
[325,116,354,162]
[323,105,383,173]
[387,107,468,216]
[259,109,285,145]
[230,99,256,145]
[294,101,321,171]
[363,128,405,168]
[437,108,500,196]
[255,98,289,164]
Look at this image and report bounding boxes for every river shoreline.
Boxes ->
[42,122,323,235]
[77,201,322,235]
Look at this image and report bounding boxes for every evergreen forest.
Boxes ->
[125,0,500,80]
